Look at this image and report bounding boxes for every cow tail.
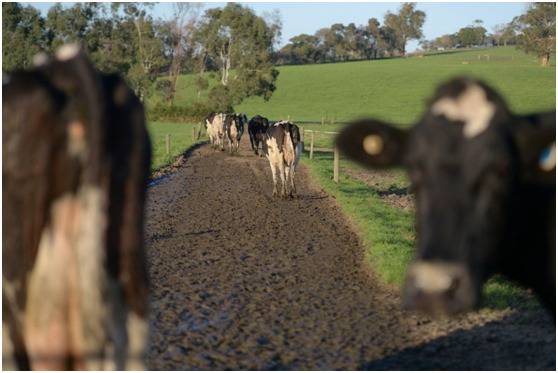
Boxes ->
[282,127,296,165]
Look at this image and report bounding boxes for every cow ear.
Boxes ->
[513,112,556,185]
[336,119,409,168]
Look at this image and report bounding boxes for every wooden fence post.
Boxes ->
[321,116,324,126]
[166,134,171,155]
[333,146,339,183]
[309,131,314,160]
[192,125,196,141]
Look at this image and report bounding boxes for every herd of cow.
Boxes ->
[2,45,556,370]
[204,112,303,198]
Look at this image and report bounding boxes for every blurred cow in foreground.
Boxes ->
[337,77,555,317]
[3,44,152,369]
[263,121,303,198]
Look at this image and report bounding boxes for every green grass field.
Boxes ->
[153,47,555,126]
[148,122,206,172]
[148,47,554,309]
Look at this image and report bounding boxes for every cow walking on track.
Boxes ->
[225,113,247,154]
[337,77,556,317]
[263,121,303,198]
[3,45,151,370]
[205,112,226,150]
[248,115,270,156]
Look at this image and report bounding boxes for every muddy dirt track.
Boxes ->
[145,136,555,370]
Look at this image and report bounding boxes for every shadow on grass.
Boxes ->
[360,310,555,370]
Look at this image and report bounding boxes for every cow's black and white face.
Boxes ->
[337,78,555,315]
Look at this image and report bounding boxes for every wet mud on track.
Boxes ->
[145,136,555,370]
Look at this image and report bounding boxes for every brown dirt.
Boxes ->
[145,136,555,370]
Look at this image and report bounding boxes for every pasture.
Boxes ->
[155,47,555,127]
[148,122,205,171]
[148,46,555,309]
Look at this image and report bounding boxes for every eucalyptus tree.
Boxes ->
[2,3,46,71]
[514,2,556,67]
[383,2,426,55]
[194,3,280,110]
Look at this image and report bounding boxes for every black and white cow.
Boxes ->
[2,45,151,369]
[263,121,303,198]
[225,113,246,154]
[205,112,226,150]
[337,77,555,316]
[248,115,270,156]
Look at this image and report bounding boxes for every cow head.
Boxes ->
[337,77,555,315]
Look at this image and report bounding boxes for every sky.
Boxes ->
[26,2,529,52]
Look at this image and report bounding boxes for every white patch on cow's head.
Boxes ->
[67,120,87,159]
[33,52,49,67]
[539,142,556,171]
[363,134,384,155]
[55,43,81,61]
[432,84,496,138]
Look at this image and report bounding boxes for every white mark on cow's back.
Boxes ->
[55,43,81,61]
[432,84,496,138]
[540,142,556,171]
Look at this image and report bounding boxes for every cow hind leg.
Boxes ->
[249,133,256,153]
[125,312,148,370]
[278,161,287,198]
[286,165,296,197]
[269,161,279,197]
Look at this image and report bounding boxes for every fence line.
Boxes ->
[301,128,342,184]
[270,119,351,126]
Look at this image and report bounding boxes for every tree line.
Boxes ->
[276,3,555,67]
[412,3,554,67]
[276,3,426,65]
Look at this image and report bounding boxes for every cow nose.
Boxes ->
[403,261,476,316]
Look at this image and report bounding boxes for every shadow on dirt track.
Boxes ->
[145,135,555,370]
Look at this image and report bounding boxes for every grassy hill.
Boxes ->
[157,47,555,126]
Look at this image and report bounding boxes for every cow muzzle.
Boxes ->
[402,261,478,316]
